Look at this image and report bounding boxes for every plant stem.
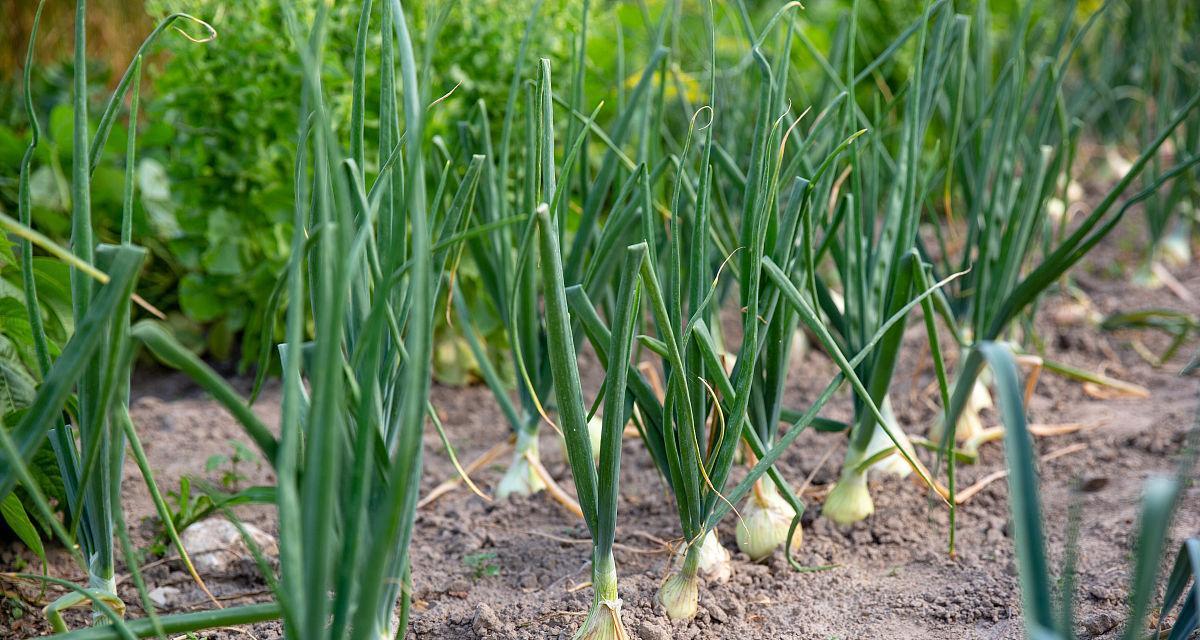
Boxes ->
[591,549,619,603]
[681,537,703,578]
[497,428,545,498]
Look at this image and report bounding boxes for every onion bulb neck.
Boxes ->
[861,397,916,478]
[575,552,629,640]
[496,430,546,499]
[931,373,992,450]
[679,529,731,583]
[1160,220,1192,267]
[586,416,604,465]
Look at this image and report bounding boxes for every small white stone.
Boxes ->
[147,585,180,607]
[178,518,277,574]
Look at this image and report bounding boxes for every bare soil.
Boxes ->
[2,228,1198,639]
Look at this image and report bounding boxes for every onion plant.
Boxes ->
[926,0,1200,460]
[567,29,801,620]
[438,12,652,633]
[1129,2,1199,282]
[0,1,219,631]
[785,0,964,527]
[718,5,820,563]
[452,0,667,502]
[39,0,486,638]
[617,81,794,614]
[608,3,804,611]
[451,2,558,500]
[919,3,1200,545]
[567,3,945,617]
[534,202,643,639]
[169,0,457,635]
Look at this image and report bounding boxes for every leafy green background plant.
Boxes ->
[141,0,575,371]
[0,240,70,543]
[3,0,574,376]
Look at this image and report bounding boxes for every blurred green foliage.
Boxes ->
[141,0,309,362]
[0,56,209,354]
[140,0,573,372]
[1071,0,1200,268]
[4,0,575,374]
[0,61,176,243]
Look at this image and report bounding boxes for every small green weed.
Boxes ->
[463,552,501,580]
[204,439,259,490]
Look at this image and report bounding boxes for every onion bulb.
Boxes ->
[1067,179,1084,203]
[1046,198,1066,226]
[655,570,699,620]
[1106,147,1133,178]
[930,375,992,449]
[1162,218,1193,267]
[958,377,993,450]
[790,327,809,363]
[821,468,873,526]
[587,415,604,465]
[735,482,802,561]
[1132,261,1161,288]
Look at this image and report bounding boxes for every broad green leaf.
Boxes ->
[179,273,227,323]
[0,492,46,569]
[0,350,37,414]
